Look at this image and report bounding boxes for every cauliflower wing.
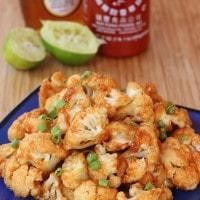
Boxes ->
[161,137,199,190]
[0,143,16,176]
[3,154,43,198]
[40,173,67,200]
[64,107,108,150]
[39,71,67,107]
[115,82,154,122]
[105,122,135,152]
[61,152,88,189]
[172,127,200,177]
[8,108,48,141]
[154,102,191,132]
[17,133,67,172]
[117,183,172,200]
[120,123,159,183]
[88,144,121,188]
[74,180,96,200]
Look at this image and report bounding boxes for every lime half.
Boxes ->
[40,21,102,66]
[3,27,46,70]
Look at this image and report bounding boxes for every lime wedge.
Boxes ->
[3,27,46,70]
[40,21,102,66]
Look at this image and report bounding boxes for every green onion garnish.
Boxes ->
[51,125,61,144]
[180,134,189,143]
[159,132,168,142]
[89,160,101,171]
[54,99,65,110]
[144,182,155,191]
[37,124,47,132]
[157,120,165,128]
[87,151,98,163]
[166,102,175,114]
[11,139,19,149]
[80,70,92,80]
[99,179,109,187]
[47,108,58,119]
[38,114,51,121]
[55,167,62,176]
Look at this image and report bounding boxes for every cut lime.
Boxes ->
[3,27,46,70]
[40,21,102,66]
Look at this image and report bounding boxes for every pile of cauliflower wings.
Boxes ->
[0,71,199,200]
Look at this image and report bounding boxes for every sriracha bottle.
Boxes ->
[83,0,150,57]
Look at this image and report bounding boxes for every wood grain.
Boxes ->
[0,0,200,121]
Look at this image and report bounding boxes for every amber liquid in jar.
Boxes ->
[20,0,83,29]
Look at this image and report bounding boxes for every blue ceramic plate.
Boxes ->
[0,88,200,200]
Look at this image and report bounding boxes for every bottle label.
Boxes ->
[84,0,149,43]
[44,0,81,17]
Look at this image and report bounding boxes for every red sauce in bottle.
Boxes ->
[83,0,150,57]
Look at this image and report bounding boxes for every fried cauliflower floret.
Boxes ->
[105,122,135,152]
[64,107,108,149]
[141,83,163,104]
[88,144,121,188]
[161,137,199,190]
[115,82,154,122]
[39,71,67,107]
[61,152,88,189]
[81,72,118,92]
[139,163,169,188]
[80,72,128,117]
[8,108,48,141]
[0,144,16,176]
[74,180,96,200]
[96,186,118,200]
[45,86,91,121]
[74,180,118,200]
[93,89,131,117]
[120,123,159,184]
[154,102,191,132]
[3,154,43,198]
[172,127,200,177]
[40,173,67,200]
[17,133,67,172]
[117,183,172,200]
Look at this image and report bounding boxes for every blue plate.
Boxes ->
[0,88,200,200]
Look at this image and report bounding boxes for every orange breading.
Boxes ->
[17,133,67,172]
[39,71,67,107]
[8,108,48,141]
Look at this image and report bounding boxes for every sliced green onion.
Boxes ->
[128,120,136,126]
[54,99,65,109]
[51,125,61,144]
[87,151,98,164]
[11,139,19,149]
[157,120,165,128]
[144,182,155,191]
[37,124,47,132]
[180,134,189,143]
[160,127,166,133]
[47,108,57,119]
[159,132,168,142]
[55,167,62,176]
[38,114,51,120]
[89,160,101,171]
[99,179,109,187]
[166,102,175,114]
[80,70,92,80]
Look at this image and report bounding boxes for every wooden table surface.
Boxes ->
[0,0,200,121]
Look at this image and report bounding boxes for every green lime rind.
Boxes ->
[3,38,42,70]
[40,21,102,66]
[42,38,96,66]
[3,27,46,70]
